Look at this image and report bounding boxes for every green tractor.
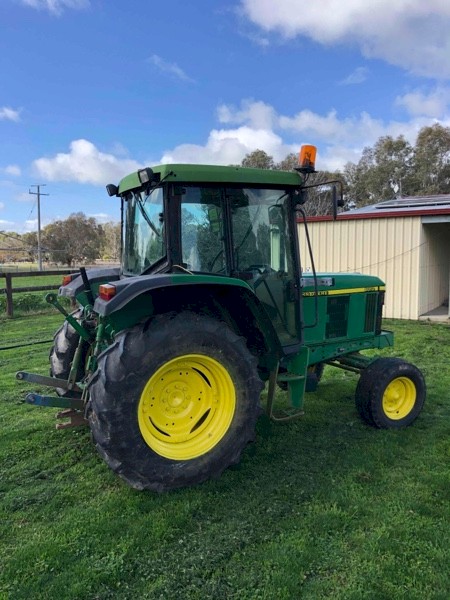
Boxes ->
[17,146,426,492]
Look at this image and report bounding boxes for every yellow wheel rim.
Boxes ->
[138,354,236,460]
[382,377,416,420]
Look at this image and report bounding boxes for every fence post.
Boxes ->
[5,273,13,318]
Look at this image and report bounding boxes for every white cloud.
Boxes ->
[217,99,276,129]
[0,202,5,210]
[16,192,34,203]
[0,107,21,122]
[24,218,39,232]
[3,165,21,176]
[88,213,118,224]
[161,99,450,172]
[21,0,89,15]
[161,126,295,165]
[240,0,450,78]
[32,139,143,185]
[147,55,194,83]
[29,98,450,188]
[339,67,369,86]
[395,87,450,118]
[0,219,14,226]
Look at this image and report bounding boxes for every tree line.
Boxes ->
[1,123,449,266]
[0,215,120,267]
[241,123,450,210]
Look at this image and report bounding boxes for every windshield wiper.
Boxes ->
[137,171,176,235]
[137,199,161,237]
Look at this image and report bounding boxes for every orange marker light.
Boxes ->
[62,274,73,286]
[298,145,317,173]
[99,284,117,301]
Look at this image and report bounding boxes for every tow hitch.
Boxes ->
[16,371,87,428]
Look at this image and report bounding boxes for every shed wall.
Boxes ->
[298,217,422,319]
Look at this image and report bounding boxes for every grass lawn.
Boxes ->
[0,315,449,599]
[0,274,71,318]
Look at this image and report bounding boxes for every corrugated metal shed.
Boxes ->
[298,195,450,321]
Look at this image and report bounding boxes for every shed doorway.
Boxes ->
[419,220,450,321]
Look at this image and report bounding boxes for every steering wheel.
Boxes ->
[208,248,224,272]
[246,264,273,290]
[248,264,272,274]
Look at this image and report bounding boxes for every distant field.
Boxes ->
[0,316,449,599]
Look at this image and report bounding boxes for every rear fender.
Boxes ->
[94,273,282,365]
[59,267,121,299]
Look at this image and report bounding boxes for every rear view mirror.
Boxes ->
[332,185,345,220]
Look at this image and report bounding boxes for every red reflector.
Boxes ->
[99,284,117,301]
[62,275,73,286]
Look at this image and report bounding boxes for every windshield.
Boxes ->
[122,187,165,275]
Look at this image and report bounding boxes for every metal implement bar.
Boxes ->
[16,371,81,392]
[24,393,84,411]
[45,293,92,342]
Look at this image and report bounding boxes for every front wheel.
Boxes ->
[355,358,426,428]
[87,312,263,492]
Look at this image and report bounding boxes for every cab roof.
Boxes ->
[118,163,304,194]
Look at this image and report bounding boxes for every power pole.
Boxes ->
[29,184,49,271]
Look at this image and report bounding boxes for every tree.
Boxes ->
[413,124,450,195]
[0,231,29,263]
[102,221,121,260]
[42,212,105,266]
[344,136,415,207]
[241,149,275,170]
[276,153,298,171]
[21,231,38,262]
[301,170,347,217]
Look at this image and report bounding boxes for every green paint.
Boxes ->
[118,164,304,194]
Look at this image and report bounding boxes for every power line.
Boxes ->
[27,199,37,220]
[0,231,31,249]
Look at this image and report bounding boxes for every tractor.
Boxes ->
[17,146,426,492]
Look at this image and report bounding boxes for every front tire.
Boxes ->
[87,312,263,492]
[355,358,426,428]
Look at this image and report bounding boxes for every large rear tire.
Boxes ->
[49,308,87,396]
[87,312,263,492]
[355,358,426,428]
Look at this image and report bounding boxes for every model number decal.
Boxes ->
[302,286,385,297]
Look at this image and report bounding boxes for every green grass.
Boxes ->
[0,275,70,318]
[0,316,449,599]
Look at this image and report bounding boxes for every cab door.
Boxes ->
[228,188,300,347]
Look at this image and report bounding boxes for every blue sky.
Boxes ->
[1,0,450,233]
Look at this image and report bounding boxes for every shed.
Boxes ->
[298,195,450,321]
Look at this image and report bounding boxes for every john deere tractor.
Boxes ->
[17,146,426,491]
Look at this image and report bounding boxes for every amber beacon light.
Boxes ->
[298,145,317,173]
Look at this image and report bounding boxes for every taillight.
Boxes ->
[99,284,117,301]
[62,274,74,286]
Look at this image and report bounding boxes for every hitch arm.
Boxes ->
[45,293,92,342]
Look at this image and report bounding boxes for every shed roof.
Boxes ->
[307,194,450,222]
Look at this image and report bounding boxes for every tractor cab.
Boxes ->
[116,164,306,348]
